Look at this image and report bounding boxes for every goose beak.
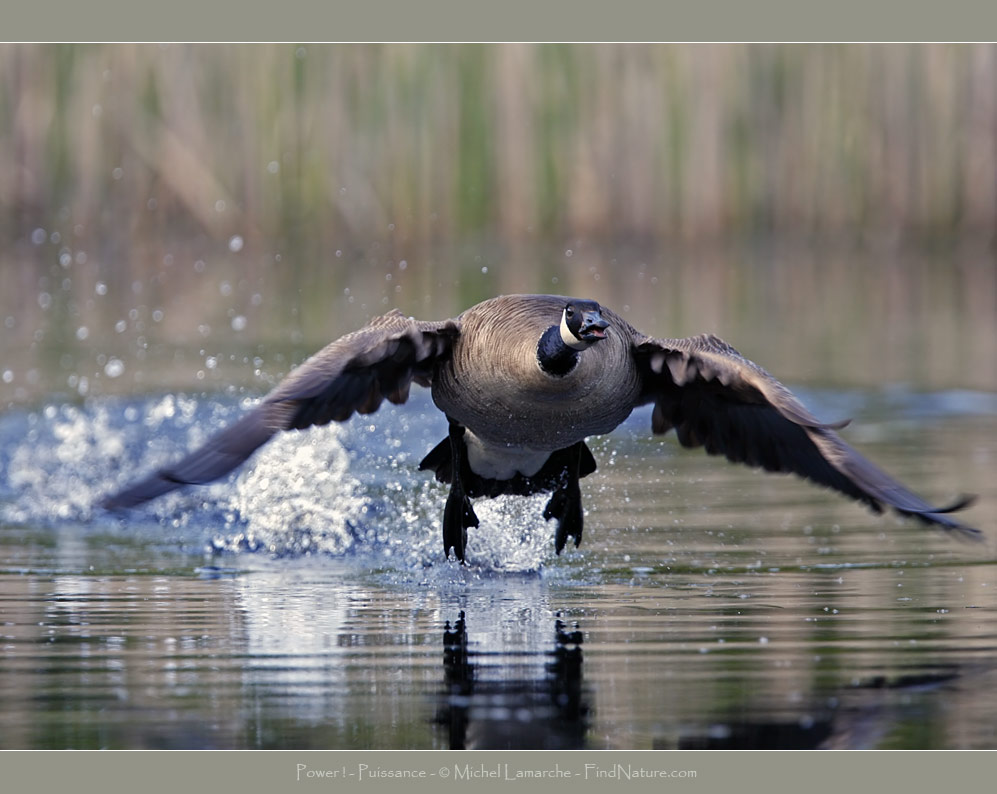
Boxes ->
[579,310,610,341]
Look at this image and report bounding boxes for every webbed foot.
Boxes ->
[444,482,480,562]
[544,485,583,554]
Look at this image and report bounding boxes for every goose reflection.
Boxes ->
[675,668,964,750]
[435,611,590,750]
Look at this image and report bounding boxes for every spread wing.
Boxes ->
[102,310,460,509]
[633,333,979,538]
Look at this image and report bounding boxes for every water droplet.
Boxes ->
[115,320,126,333]
[104,358,125,378]
[481,266,488,274]
[231,315,247,331]
[267,160,279,174]
[228,235,244,253]
[215,199,227,213]
[565,249,573,257]
[31,228,46,245]
[112,167,123,180]
[75,326,89,341]
[205,356,218,370]
[2,370,13,384]
[37,292,52,310]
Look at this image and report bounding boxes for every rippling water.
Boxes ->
[1,388,995,749]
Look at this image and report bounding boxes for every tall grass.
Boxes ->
[2,43,996,257]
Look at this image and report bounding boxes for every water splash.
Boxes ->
[212,426,364,556]
[2,401,131,523]
[462,495,558,573]
[0,392,560,575]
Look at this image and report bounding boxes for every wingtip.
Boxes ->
[96,472,180,512]
[932,493,978,514]
[97,491,139,512]
[907,494,983,541]
[99,489,136,511]
[945,522,985,542]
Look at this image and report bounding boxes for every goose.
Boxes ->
[102,294,979,560]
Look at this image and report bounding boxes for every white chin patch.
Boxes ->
[560,310,590,351]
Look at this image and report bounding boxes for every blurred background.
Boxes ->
[1,43,995,404]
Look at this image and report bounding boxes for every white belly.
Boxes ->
[464,429,550,480]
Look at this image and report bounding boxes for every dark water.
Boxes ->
[1,387,995,749]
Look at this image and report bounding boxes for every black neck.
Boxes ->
[537,325,579,376]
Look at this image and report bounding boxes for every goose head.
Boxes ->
[560,300,610,350]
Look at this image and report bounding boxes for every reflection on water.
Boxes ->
[0,383,995,749]
[436,611,589,750]
[677,669,965,750]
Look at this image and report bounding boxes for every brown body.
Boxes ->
[434,295,641,452]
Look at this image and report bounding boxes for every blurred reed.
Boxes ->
[3,43,997,255]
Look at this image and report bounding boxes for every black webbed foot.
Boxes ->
[442,421,479,562]
[543,442,586,554]
[544,484,584,554]
[443,482,480,562]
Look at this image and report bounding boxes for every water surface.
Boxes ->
[1,388,995,749]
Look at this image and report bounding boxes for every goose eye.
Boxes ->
[565,308,574,317]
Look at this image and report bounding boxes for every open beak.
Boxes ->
[579,310,610,341]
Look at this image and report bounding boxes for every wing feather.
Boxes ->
[635,333,979,538]
[102,311,459,509]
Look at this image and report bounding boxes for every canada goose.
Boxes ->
[102,294,979,560]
